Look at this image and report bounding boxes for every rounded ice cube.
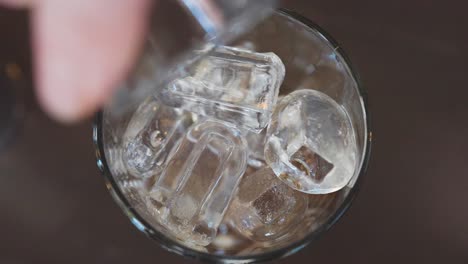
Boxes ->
[264,89,358,194]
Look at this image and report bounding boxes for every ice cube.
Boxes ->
[160,46,285,133]
[105,146,146,208]
[206,224,252,255]
[122,99,194,178]
[289,146,334,183]
[105,147,128,177]
[227,167,308,241]
[148,120,247,246]
[119,177,146,207]
[265,89,358,194]
[243,128,267,168]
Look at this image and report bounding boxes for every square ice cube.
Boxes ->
[227,167,308,241]
[289,145,334,183]
[252,184,296,225]
[161,46,285,133]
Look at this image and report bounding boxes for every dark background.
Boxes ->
[1,0,467,263]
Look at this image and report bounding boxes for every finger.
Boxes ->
[32,0,153,123]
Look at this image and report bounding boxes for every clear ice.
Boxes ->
[147,120,247,246]
[160,46,285,133]
[122,99,194,178]
[243,128,268,168]
[227,167,308,241]
[264,89,358,194]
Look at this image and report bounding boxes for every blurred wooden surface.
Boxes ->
[0,1,467,263]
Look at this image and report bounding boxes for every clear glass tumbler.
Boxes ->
[93,9,371,263]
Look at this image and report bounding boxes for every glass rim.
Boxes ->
[92,8,372,263]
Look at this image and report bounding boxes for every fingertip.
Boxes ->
[35,70,95,125]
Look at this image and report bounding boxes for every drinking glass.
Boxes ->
[93,9,371,263]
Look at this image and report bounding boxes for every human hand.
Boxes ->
[1,0,153,123]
